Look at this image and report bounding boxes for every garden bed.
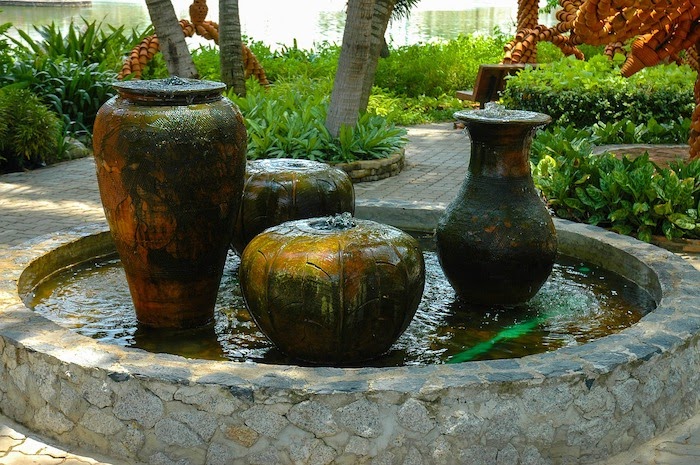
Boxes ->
[592,144,690,168]
[591,144,697,253]
[332,149,405,182]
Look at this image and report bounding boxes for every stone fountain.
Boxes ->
[0,97,699,464]
[2,218,700,464]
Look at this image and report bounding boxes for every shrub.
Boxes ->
[0,88,63,173]
[501,55,695,127]
[531,127,700,242]
[0,21,13,78]
[3,57,116,135]
[531,119,691,168]
[368,88,462,125]
[6,19,148,71]
[248,39,339,82]
[228,78,407,163]
[375,34,506,98]
[2,20,153,136]
[590,118,690,145]
[139,52,168,80]
[192,45,221,80]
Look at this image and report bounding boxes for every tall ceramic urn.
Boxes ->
[436,106,557,305]
[92,77,247,328]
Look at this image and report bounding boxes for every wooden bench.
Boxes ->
[456,63,529,108]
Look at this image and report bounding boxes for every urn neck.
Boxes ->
[113,77,225,106]
[466,121,540,178]
[454,108,551,179]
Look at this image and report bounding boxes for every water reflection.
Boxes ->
[1,0,533,49]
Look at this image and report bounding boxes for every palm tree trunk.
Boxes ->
[145,0,198,78]
[359,0,395,113]
[219,0,246,95]
[326,0,374,137]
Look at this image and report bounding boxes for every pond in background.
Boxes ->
[0,0,554,49]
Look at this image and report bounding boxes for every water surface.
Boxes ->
[2,0,550,50]
[29,247,655,367]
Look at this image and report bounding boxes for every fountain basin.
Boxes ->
[1,204,699,464]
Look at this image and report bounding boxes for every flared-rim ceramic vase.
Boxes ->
[436,106,557,305]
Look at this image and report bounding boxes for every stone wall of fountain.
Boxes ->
[1,214,700,464]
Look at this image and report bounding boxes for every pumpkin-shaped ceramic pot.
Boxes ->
[92,77,247,328]
[239,214,425,365]
[232,158,355,254]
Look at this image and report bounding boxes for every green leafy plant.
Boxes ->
[228,78,407,163]
[0,88,64,173]
[4,57,116,134]
[368,88,462,125]
[331,113,408,162]
[532,129,700,241]
[191,45,221,80]
[247,39,339,82]
[0,21,13,78]
[590,118,690,145]
[501,55,694,127]
[6,19,148,71]
[375,34,506,98]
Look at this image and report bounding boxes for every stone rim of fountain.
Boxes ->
[1,203,700,463]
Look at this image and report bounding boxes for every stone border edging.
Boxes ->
[331,149,405,182]
[0,213,699,464]
[591,144,689,157]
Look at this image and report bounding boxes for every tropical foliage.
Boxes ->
[229,79,407,163]
[501,54,694,127]
[0,88,63,172]
[531,125,700,241]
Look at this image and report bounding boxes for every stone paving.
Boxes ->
[0,122,699,464]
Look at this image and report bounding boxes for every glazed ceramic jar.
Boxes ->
[92,77,247,328]
[232,158,355,254]
[239,214,425,364]
[436,107,557,305]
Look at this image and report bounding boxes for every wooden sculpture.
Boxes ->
[118,0,269,87]
[504,0,700,160]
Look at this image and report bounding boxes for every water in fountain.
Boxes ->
[454,102,550,123]
[27,241,655,367]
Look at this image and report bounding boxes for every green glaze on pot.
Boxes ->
[239,215,425,365]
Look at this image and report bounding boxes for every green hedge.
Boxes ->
[501,55,695,128]
[375,34,507,98]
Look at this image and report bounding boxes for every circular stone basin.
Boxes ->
[1,215,700,464]
[28,236,654,367]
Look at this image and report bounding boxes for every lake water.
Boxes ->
[0,0,552,49]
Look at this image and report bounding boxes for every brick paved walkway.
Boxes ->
[1,122,699,464]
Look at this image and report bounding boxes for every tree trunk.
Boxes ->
[219,0,246,95]
[145,0,198,78]
[326,0,374,137]
[359,0,395,113]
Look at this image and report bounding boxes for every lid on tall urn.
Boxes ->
[113,77,226,105]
